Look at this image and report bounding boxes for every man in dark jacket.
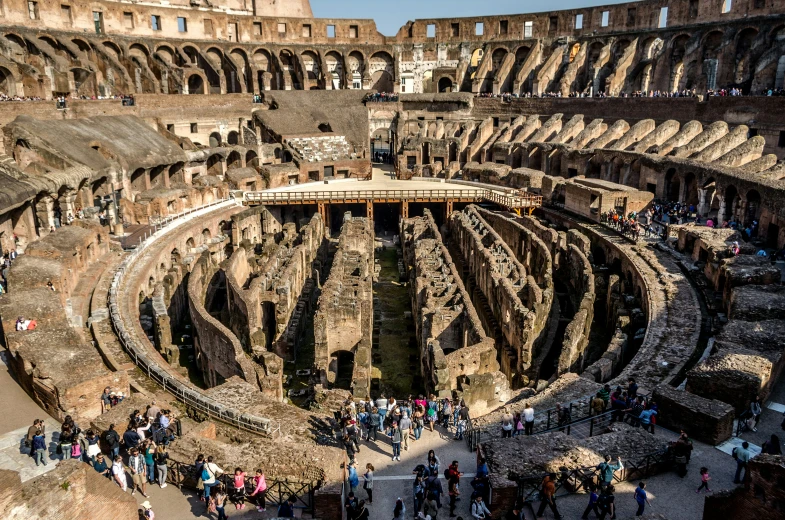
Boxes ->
[122,425,141,452]
[105,423,121,460]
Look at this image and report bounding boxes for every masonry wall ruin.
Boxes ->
[314,214,373,397]
[402,209,511,415]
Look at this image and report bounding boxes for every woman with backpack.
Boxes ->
[155,444,169,488]
[201,456,224,502]
[597,484,616,520]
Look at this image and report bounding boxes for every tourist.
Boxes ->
[413,405,425,441]
[155,444,169,488]
[278,495,296,518]
[348,460,360,495]
[104,424,121,460]
[59,424,73,460]
[128,447,148,497]
[426,398,438,432]
[146,400,161,421]
[423,491,439,519]
[136,415,152,440]
[93,453,110,478]
[556,403,571,431]
[597,484,616,520]
[535,473,562,519]
[249,468,267,512]
[634,481,651,516]
[85,430,101,462]
[344,417,361,453]
[390,421,408,460]
[732,441,751,484]
[141,501,155,520]
[112,455,128,492]
[122,424,141,452]
[597,455,623,490]
[581,483,600,519]
[413,474,426,514]
[355,499,370,520]
[762,434,782,455]
[232,467,247,510]
[376,394,389,427]
[427,450,441,476]
[393,497,407,519]
[368,407,381,441]
[471,494,492,520]
[638,405,657,434]
[501,408,514,438]
[427,471,444,509]
[363,463,374,504]
[101,387,112,413]
[343,434,358,464]
[142,440,156,484]
[201,455,224,500]
[213,484,228,520]
[399,413,412,451]
[671,431,693,477]
[70,437,82,460]
[750,395,762,431]
[25,419,43,457]
[523,403,535,435]
[591,392,606,416]
[345,491,358,518]
[506,502,523,520]
[441,398,452,429]
[31,430,47,466]
[446,461,463,517]
[696,467,711,493]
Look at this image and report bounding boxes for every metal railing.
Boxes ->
[465,394,597,451]
[165,459,317,514]
[242,188,542,210]
[515,446,673,503]
[107,197,281,437]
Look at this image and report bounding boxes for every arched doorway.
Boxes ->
[665,169,680,202]
[722,185,739,223]
[187,74,205,94]
[0,66,16,96]
[437,77,452,92]
[745,189,761,226]
[209,132,221,148]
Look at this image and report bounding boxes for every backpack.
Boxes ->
[201,465,212,481]
[597,494,610,508]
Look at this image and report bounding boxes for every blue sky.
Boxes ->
[310,0,637,36]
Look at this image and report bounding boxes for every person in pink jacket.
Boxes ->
[249,468,268,512]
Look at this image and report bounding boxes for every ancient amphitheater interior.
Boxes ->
[0,0,785,518]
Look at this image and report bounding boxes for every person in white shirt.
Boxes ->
[202,456,224,501]
[112,455,128,491]
[523,403,535,436]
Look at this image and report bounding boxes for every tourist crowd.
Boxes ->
[364,92,399,102]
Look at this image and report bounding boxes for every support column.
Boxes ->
[717,196,726,224]
[366,201,374,222]
[446,200,454,222]
[35,197,55,234]
[401,201,409,219]
[697,189,709,217]
[60,189,78,222]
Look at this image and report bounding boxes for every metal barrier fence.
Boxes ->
[515,446,674,503]
[107,197,281,437]
[165,459,317,514]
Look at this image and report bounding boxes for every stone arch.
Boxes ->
[701,30,724,89]
[369,51,394,92]
[227,131,239,146]
[324,50,343,89]
[253,48,275,89]
[209,132,221,148]
[206,154,223,175]
[301,50,321,89]
[278,49,299,89]
[665,168,680,202]
[226,151,242,169]
[229,47,252,91]
[669,34,691,91]
[71,38,91,54]
[722,184,740,223]
[130,167,146,192]
[245,150,258,167]
[702,177,719,217]
[733,27,759,90]
[154,44,176,64]
[437,76,452,92]
[186,72,205,94]
[745,189,761,225]
[102,40,123,59]
[683,171,699,206]
[169,162,185,184]
[0,66,18,97]
[202,228,212,242]
[186,237,195,250]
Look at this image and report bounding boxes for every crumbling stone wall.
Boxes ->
[448,206,550,385]
[0,224,128,423]
[402,209,511,415]
[314,214,373,398]
[653,384,734,445]
[0,461,138,520]
[702,454,785,520]
[687,319,785,414]
[556,242,596,375]
[188,252,263,390]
